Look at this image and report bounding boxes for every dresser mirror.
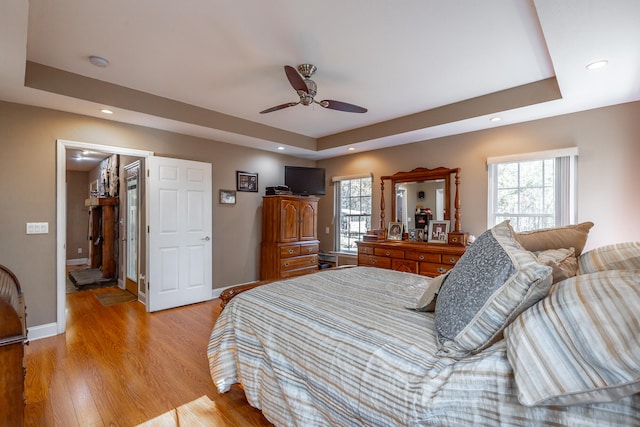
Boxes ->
[379,167,462,234]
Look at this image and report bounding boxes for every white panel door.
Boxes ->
[147,156,212,312]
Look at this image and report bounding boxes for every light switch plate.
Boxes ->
[26,222,49,234]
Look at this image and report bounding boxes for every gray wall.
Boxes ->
[0,100,313,327]
[2,99,640,330]
[317,101,640,254]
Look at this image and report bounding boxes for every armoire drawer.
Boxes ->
[280,266,318,279]
[299,243,319,255]
[281,254,318,271]
[280,245,301,258]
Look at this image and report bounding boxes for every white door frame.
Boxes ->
[56,139,154,334]
[123,160,142,299]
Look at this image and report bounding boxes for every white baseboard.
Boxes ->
[27,322,59,341]
[66,258,89,266]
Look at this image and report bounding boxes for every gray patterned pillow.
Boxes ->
[435,221,552,358]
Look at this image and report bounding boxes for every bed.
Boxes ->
[208,221,640,426]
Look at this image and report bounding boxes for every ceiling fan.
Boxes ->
[260,64,367,114]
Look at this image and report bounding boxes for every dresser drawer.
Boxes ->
[359,245,375,255]
[374,248,404,259]
[299,243,319,255]
[280,245,301,258]
[442,254,461,265]
[392,259,418,273]
[358,254,392,269]
[419,262,453,277]
[406,251,441,263]
[281,254,318,271]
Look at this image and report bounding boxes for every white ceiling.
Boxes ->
[1,0,639,164]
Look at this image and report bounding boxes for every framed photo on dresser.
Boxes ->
[428,220,450,243]
[387,222,403,240]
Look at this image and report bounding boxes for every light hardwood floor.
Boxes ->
[24,287,273,426]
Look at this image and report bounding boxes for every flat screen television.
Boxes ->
[284,166,326,196]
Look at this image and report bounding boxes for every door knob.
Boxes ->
[201,236,211,241]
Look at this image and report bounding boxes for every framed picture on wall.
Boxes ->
[219,190,236,205]
[237,171,258,192]
[427,220,450,243]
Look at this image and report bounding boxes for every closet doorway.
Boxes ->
[57,140,153,334]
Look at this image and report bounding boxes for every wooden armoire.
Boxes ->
[260,195,319,280]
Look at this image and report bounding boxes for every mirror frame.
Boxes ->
[380,167,462,233]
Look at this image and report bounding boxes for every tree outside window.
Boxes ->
[335,176,372,252]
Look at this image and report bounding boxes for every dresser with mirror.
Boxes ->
[356,167,467,277]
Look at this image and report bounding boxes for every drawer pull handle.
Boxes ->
[284,262,289,267]
[288,249,294,254]
[449,257,456,263]
[437,267,447,273]
[371,259,377,264]
[451,237,458,242]
[311,258,316,263]
[385,251,390,256]
[419,255,424,260]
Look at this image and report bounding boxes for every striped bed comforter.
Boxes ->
[207,267,638,426]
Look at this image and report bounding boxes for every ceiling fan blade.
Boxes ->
[259,102,299,114]
[284,65,308,94]
[320,99,368,113]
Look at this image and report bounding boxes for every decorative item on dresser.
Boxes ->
[260,195,319,280]
[357,166,468,274]
[0,264,28,427]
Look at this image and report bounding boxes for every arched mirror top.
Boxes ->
[379,167,462,233]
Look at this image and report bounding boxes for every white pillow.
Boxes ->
[410,272,449,312]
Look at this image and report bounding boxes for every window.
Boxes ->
[333,174,372,252]
[487,148,578,232]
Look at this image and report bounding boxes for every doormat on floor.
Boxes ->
[95,289,137,307]
[69,268,114,287]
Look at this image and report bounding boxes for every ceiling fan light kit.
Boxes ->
[260,64,367,114]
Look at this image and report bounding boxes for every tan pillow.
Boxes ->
[535,247,578,284]
[412,272,449,312]
[515,222,594,256]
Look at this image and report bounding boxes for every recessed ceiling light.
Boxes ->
[100,109,113,114]
[586,60,608,70]
[277,146,285,150]
[89,55,109,67]
[490,117,502,122]
[348,147,356,151]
